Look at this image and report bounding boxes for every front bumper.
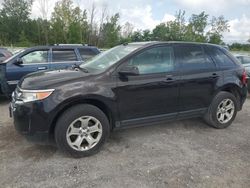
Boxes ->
[10,98,54,143]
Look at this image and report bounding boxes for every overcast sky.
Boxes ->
[2,0,250,43]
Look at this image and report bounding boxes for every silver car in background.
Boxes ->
[235,54,250,92]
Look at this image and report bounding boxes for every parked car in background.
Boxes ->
[235,55,250,92]
[10,42,248,157]
[0,44,100,96]
[0,48,12,63]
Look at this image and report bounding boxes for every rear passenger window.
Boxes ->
[79,48,96,60]
[207,47,235,67]
[52,49,77,62]
[175,45,214,71]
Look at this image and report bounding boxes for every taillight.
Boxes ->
[242,69,247,85]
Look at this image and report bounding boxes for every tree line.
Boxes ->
[0,0,249,50]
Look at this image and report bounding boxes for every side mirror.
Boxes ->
[14,58,23,66]
[119,66,139,76]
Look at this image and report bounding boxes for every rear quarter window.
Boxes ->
[207,46,236,68]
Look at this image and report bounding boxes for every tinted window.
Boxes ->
[207,46,235,67]
[21,50,48,64]
[242,56,250,64]
[79,48,96,60]
[80,44,142,72]
[236,56,243,63]
[126,46,174,74]
[176,45,213,70]
[52,49,77,62]
[0,53,5,58]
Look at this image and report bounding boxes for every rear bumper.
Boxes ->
[238,85,248,111]
[247,78,250,93]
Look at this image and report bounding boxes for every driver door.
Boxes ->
[115,45,180,127]
[6,49,49,91]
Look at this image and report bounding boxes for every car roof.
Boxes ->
[126,41,223,48]
[25,45,99,50]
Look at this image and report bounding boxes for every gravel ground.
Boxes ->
[0,96,250,188]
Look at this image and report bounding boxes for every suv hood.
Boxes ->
[19,69,92,90]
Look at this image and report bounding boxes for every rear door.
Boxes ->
[174,44,218,115]
[50,48,82,70]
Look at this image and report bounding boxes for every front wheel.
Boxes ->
[55,104,110,158]
[204,91,237,129]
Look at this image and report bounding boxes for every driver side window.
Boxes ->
[21,50,48,64]
[127,46,174,74]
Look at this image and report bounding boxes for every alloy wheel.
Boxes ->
[216,99,235,124]
[66,116,103,151]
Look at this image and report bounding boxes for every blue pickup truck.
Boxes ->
[0,44,100,96]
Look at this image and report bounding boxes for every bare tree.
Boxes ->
[88,2,96,44]
[97,4,108,46]
[38,0,49,19]
[37,0,50,44]
[122,22,134,38]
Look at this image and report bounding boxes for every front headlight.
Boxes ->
[18,89,55,103]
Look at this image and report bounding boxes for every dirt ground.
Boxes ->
[0,96,250,188]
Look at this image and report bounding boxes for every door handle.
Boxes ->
[211,73,219,78]
[37,66,47,70]
[165,75,174,82]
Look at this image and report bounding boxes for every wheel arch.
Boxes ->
[215,83,243,110]
[49,96,115,137]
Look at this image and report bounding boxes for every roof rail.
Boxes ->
[53,44,90,46]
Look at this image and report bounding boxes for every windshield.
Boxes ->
[80,44,142,72]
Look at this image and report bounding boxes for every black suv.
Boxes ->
[10,42,248,157]
[0,44,100,96]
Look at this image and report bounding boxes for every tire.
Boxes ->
[55,104,110,158]
[204,91,238,129]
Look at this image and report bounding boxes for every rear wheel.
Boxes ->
[204,91,237,129]
[55,104,110,158]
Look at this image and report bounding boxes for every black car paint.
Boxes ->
[11,42,248,142]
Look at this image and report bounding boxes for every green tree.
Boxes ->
[50,0,88,44]
[152,10,186,41]
[17,30,31,47]
[152,23,168,41]
[0,0,33,45]
[101,13,121,48]
[130,31,143,42]
[142,30,152,41]
[185,11,208,42]
[207,16,230,44]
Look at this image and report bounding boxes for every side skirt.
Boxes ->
[114,108,207,130]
